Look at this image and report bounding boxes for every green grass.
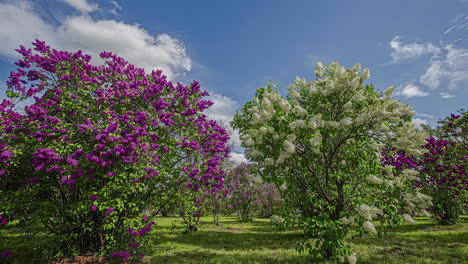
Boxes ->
[142,216,468,264]
[0,220,62,263]
[1,216,467,263]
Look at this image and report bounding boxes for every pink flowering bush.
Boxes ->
[0,40,229,259]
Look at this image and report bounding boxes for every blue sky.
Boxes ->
[0,0,467,162]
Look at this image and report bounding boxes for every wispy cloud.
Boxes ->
[60,0,98,13]
[395,83,429,98]
[415,113,434,119]
[444,14,468,35]
[0,1,191,79]
[109,0,122,16]
[389,36,440,63]
[109,1,121,10]
[440,92,456,99]
[420,45,468,94]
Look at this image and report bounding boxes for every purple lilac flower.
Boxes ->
[105,207,114,215]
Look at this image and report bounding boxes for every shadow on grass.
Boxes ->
[156,229,307,251]
[0,223,60,264]
[147,251,327,264]
[352,232,468,264]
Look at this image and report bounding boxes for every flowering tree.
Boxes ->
[419,111,467,224]
[0,40,229,260]
[224,164,281,221]
[383,111,467,224]
[223,164,257,221]
[232,62,431,262]
[256,180,282,217]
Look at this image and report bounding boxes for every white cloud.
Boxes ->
[0,1,57,57]
[412,118,428,129]
[440,92,455,99]
[60,0,98,13]
[420,45,468,92]
[205,93,238,122]
[389,36,440,63]
[395,83,429,98]
[204,93,242,152]
[57,16,191,78]
[415,113,434,119]
[0,1,191,79]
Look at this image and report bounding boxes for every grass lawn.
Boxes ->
[1,215,467,263]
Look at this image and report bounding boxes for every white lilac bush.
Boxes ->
[232,62,432,262]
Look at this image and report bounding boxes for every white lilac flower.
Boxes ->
[309,81,318,93]
[366,175,383,184]
[289,90,301,99]
[383,86,396,96]
[260,109,273,121]
[259,127,269,135]
[343,101,352,109]
[270,215,284,224]
[283,140,296,154]
[358,204,381,221]
[277,152,289,164]
[361,68,370,79]
[244,138,255,147]
[340,117,353,126]
[339,216,355,225]
[253,96,260,104]
[314,62,325,77]
[330,120,342,129]
[294,105,308,116]
[252,113,261,124]
[247,150,262,158]
[309,134,322,147]
[403,214,416,224]
[363,221,377,233]
[289,120,305,129]
[247,106,259,114]
[401,169,418,180]
[308,120,317,130]
[264,158,274,166]
[261,97,272,108]
[279,99,291,113]
[352,63,361,73]
[348,253,357,264]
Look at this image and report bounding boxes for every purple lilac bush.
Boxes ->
[0,40,229,259]
[224,164,281,221]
